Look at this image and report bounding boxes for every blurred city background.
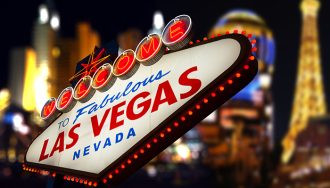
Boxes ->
[0,0,330,187]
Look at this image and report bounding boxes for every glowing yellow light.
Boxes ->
[52,47,61,58]
[22,49,36,111]
[175,144,191,160]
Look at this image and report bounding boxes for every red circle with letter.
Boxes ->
[113,49,137,77]
[41,97,57,120]
[92,63,114,91]
[73,76,94,102]
[56,87,76,112]
[135,34,164,65]
[162,15,192,50]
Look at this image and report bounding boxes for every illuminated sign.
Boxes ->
[91,63,115,92]
[136,33,165,65]
[24,15,258,186]
[40,97,58,121]
[162,15,192,50]
[113,49,138,79]
[73,76,95,103]
[56,87,76,113]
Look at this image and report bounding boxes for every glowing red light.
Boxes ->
[115,169,119,174]
[58,89,72,109]
[248,34,252,38]
[244,65,249,70]
[153,138,158,143]
[121,164,125,169]
[41,98,56,119]
[241,30,246,35]
[188,110,193,115]
[167,127,172,132]
[76,82,88,98]
[92,67,110,89]
[196,40,200,43]
[196,104,201,110]
[93,182,98,187]
[236,73,241,78]
[88,181,92,186]
[181,116,186,121]
[219,86,225,91]
[234,29,238,33]
[251,39,256,44]
[136,34,161,62]
[74,76,93,101]
[147,144,151,148]
[140,149,145,154]
[169,20,186,42]
[113,50,136,77]
[174,122,179,127]
[127,159,132,164]
[134,154,138,159]
[189,41,193,45]
[249,56,255,61]
[203,37,207,41]
[103,179,107,184]
[203,98,208,103]
[252,47,257,52]
[160,133,165,138]
[228,79,233,84]
[108,174,113,179]
[211,92,216,97]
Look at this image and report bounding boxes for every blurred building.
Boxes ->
[32,3,59,112]
[198,100,271,187]
[282,0,326,163]
[76,22,101,60]
[195,10,275,187]
[8,48,36,111]
[273,116,330,187]
[117,28,143,53]
[208,9,275,144]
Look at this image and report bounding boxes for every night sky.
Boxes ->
[1,0,330,144]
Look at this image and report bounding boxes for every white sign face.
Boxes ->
[27,38,239,171]
[25,33,258,183]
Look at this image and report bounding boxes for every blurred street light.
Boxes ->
[39,5,49,24]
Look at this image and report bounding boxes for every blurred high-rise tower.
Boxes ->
[32,2,59,112]
[9,48,36,111]
[282,0,326,163]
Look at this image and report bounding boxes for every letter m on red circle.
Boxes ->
[169,21,185,42]
[140,37,160,59]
